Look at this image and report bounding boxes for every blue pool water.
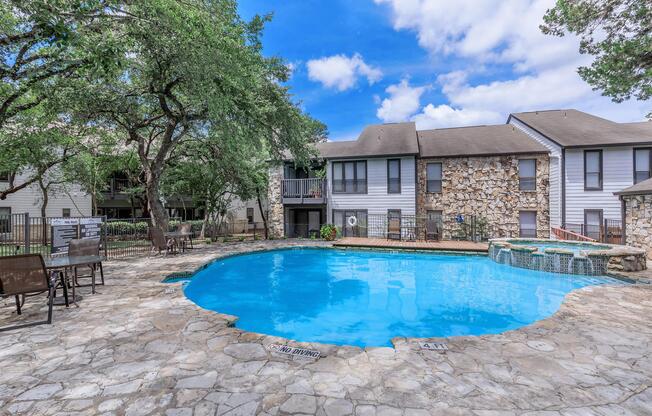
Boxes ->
[183,248,620,347]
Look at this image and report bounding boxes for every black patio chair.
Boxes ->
[0,254,55,332]
[68,238,104,294]
[425,220,441,242]
[387,218,401,240]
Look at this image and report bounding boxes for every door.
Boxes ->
[584,210,603,241]
[294,210,308,238]
[308,210,321,237]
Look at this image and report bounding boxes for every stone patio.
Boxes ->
[1,240,652,416]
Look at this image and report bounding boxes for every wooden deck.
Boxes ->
[333,237,489,253]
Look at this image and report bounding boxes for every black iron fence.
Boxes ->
[0,213,266,258]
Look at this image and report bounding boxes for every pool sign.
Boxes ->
[419,342,449,352]
[80,217,103,240]
[51,218,80,255]
[267,344,321,359]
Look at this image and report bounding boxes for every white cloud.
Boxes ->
[307,53,382,91]
[376,79,426,123]
[413,105,502,129]
[374,0,649,123]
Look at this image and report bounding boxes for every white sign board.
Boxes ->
[51,218,80,254]
[80,217,103,240]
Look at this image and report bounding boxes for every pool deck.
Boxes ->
[1,240,652,415]
[333,237,489,253]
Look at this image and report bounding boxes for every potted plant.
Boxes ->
[320,224,338,241]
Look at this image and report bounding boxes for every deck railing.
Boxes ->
[554,219,623,244]
[282,178,326,199]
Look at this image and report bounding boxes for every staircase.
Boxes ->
[551,226,597,242]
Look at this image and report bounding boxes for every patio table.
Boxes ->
[45,255,105,306]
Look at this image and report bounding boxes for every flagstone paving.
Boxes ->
[1,240,651,415]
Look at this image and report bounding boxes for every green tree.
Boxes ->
[541,0,652,115]
[77,0,325,233]
[0,0,127,127]
[0,0,128,199]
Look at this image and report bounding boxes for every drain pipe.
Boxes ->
[620,195,626,245]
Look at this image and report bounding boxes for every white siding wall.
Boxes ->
[327,156,416,222]
[227,196,267,223]
[565,147,632,223]
[0,170,92,217]
[510,117,562,227]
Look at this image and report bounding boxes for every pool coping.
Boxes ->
[161,243,631,350]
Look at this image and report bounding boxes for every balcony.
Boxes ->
[102,178,132,200]
[282,178,327,205]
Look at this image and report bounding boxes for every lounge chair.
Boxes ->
[387,217,401,240]
[0,254,55,331]
[150,228,176,256]
[178,223,194,250]
[425,219,441,242]
[68,238,104,294]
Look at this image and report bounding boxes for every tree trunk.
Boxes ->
[256,187,268,239]
[145,174,169,232]
[134,127,175,233]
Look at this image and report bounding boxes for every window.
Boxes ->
[332,161,367,193]
[0,207,10,233]
[584,209,603,241]
[519,159,536,191]
[246,207,254,224]
[584,150,603,190]
[62,208,71,218]
[332,209,367,237]
[0,172,8,182]
[387,159,401,193]
[519,211,537,238]
[426,162,442,193]
[634,148,652,184]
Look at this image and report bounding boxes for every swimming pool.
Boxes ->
[183,248,620,347]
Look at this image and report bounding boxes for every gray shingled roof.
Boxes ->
[615,177,652,196]
[417,124,549,158]
[289,122,418,160]
[510,109,652,148]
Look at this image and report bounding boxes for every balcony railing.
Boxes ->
[103,178,132,197]
[282,178,326,204]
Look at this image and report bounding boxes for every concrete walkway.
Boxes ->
[1,241,651,415]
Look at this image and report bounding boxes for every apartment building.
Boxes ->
[509,110,652,239]
[268,121,551,239]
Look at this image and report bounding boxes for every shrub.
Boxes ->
[320,224,338,241]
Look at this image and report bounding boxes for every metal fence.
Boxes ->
[564,219,623,244]
[0,213,266,259]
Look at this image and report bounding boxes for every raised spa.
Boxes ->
[489,238,647,276]
[183,248,620,347]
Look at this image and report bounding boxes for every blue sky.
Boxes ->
[239,0,650,141]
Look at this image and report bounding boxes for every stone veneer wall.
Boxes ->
[622,194,652,257]
[267,165,284,238]
[417,154,550,239]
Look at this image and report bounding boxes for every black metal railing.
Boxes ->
[282,178,326,199]
[0,213,267,258]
